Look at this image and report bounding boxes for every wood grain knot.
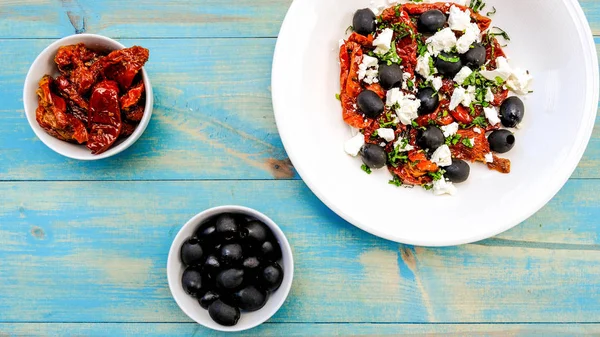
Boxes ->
[266,158,295,179]
[30,226,45,240]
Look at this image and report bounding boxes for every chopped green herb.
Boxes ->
[389,175,403,187]
[470,116,488,128]
[438,54,460,63]
[335,93,341,101]
[486,6,497,16]
[489,27,511,41]
[428,169,446,181]
[445,134,462,146]
[469,0,486,13]
[495,76,505,85]
[346,26,354,34]
[423,184,434,191]
[361,164,372,174]
[407,78,415,90]
[379,40,402,65]
[462,138,475,148]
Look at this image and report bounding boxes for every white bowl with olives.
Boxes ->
[167,206,294,332]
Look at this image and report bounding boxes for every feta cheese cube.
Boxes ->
[387,88,422,125]
[373,28,394,55]
[441,122,459,137]
[358,55,380,84]
[431,76,443,91]
[386,88,403,106]
[484,106,501,126]
[473,127,482,134]
[416,52,435,78]
[395,94,421,125]
[481,56,512,82]
[456,23,481,54]
[344,133,365,156]
[484,87,495,102]
[426,28,457,56]
[433,177,457,196]
[453,66,473,85]
[485,152,494,163]
[448,5,472,31]
[431,144,452,167]
[506,68,533,95]
[449,87,472,110]
[377,128,396,142]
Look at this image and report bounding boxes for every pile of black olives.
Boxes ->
[180,213,285,326]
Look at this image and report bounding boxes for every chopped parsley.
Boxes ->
[389,175,403,187]
[462,138,475,148]
[379,40,402,65]
[423,184,434,191]
[438,54,460,63]
[428,169,446,181]
[469,0,486,13]
[486,6,497,16]
[388,144,409,167]
[335,93,341,101]
[470,116,488,128]
[361,164,372,174]
[445,134,462,146]
[406,78,415,90]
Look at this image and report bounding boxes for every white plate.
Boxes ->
[272,0,598,246]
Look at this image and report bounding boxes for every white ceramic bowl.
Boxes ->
[272,0,599,246]
[23,34,153,160]
[167,206,294,332]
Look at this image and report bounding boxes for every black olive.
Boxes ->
[202,254,221,278]
[215,214,239,240]
[416,87,440,116]
[359,144,387,169]
[232,286,269,312]
[199,291,220,310]
[352,8,376,36]
[416,126,445,151]
[500,96,525,128]
[378,63,403,90]
[208,300,240,326]
[216,269,245,290]
[220,243,244,265]
[259,262,284,292]
[417,9,446,33]
[242,256,261,277]
[435,52,463,77]
[180,237,204,266]
[488,130,516,153]
[196,224,218,244]
[357,90,384,119]
[243,220,270,246]
[181,267,204,297]
[463,43,486,69]
[442,159,470,183]
[259,241,282,262]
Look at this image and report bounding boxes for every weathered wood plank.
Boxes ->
[0,0,291,38]
[1,323,599,336]
[0,0,597,38]
[0,180,599,323]
[1,38,599,180]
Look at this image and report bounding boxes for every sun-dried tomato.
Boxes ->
[36,76,88,143]
[87,81,122,154]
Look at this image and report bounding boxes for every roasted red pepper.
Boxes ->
[87,81,122,154]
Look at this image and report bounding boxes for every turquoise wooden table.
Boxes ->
[1,1,599,336]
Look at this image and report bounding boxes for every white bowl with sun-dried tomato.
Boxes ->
[23,34,153,160]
